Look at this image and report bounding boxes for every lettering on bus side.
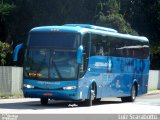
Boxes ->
[95,62,108,67]
[94,60,112,72]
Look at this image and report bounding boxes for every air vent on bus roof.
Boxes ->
[63,24,118,33]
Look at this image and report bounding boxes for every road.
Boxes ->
[0,94,160,114]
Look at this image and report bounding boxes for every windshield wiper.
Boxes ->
[51,58,63,80]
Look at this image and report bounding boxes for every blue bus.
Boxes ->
[13,24,150,106]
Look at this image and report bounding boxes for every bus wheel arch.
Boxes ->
[121,81,138,102]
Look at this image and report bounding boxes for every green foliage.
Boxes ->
[0,41,12,65]
[156,1,160,21]
[96,0,120,14]
[0,3,16,17]
[0,3,16,43]
[150,46,160,55]
[94,0,137,35]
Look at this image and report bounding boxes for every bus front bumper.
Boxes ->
[23,88,80,100]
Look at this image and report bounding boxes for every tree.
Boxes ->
[94,0,137,35]
[0,40,12,65]
[0,3,16,42]
[0,2,15,66]
[120,0,160,69]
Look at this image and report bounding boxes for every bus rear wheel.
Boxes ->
[40,98,48,105]
[121,85,136,102]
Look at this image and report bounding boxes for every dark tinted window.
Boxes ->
[90,34,149,59]
[91,34,105,56]
[29,32,81,49]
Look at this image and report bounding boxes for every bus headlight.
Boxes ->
[23,84,34,89]
[63,86,77,90]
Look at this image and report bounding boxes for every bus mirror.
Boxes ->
[77,45,83,64]
[13,43,24,62]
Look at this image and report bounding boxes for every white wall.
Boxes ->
[11,67,23,94]
[148,70,160,90]
[0,66,23,96]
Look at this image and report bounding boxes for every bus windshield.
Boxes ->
[24,32,80,80]
[24,48,78,80]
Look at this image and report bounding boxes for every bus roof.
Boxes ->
[30,24,149,42]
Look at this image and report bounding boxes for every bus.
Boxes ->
[13,24,150,106]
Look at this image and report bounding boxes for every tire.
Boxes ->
[85,85,96,106]
[40,98,48,105]
[94,98,101,103]
[121,85,136,102]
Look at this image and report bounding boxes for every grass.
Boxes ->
[0,93,23,99]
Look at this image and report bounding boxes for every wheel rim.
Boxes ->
[91,89,95,100]
[132,86,136,100]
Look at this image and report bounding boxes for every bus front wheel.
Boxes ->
[85,86,96,106]
[40,98,48,105]
[121,85,136,102]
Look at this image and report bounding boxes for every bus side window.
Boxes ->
[80,33,90,77]
[90,35,97,56]
[91,45,96,55]
[91,34,105,56]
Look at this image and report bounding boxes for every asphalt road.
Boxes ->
[0,94,160,114]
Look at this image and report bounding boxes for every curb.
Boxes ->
[147,90,160,95]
